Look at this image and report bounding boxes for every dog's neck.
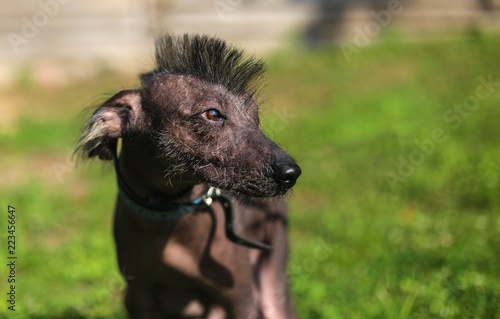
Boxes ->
[118,139,205,204]
[114,139,274,250]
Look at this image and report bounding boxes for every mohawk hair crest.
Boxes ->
[141,34,266,96]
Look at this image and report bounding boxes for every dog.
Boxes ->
[76,34,301,319]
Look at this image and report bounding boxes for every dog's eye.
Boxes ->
[201,109,225,122]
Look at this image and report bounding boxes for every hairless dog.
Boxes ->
[77,34,301,319]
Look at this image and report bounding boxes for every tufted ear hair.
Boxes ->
[76,89,143,161]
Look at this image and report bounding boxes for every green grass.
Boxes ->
[1,32,500,318]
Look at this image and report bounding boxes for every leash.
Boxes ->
[110,140,272,251]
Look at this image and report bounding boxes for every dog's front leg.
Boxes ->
[257,204,297,319]
[124,285,164,319]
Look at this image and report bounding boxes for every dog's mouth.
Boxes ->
[199,169,295,199]
[228,183,290,198]
[209,184,290,201]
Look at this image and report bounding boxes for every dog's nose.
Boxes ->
[273,161,302,188]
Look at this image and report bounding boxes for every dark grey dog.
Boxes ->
[77,34,301,319]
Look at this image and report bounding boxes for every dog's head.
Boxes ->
[76,34,301,198]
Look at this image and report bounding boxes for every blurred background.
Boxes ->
[1,0,500,318]
[1,0,500,84]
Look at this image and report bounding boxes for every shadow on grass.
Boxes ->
[26,309,125,319]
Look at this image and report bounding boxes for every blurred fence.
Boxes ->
[1,0,499,86]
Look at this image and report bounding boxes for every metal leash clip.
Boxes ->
[201,186,221,206]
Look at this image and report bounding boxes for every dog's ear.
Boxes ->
[76,89,143,161]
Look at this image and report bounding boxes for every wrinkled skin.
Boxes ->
[78,73,301,318]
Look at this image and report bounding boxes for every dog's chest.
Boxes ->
[114,199,261,281]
